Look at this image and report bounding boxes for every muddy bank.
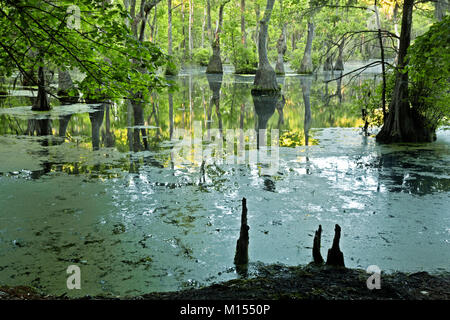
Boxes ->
[1,264,449,300]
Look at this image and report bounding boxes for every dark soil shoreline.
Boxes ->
[1,264,449,300]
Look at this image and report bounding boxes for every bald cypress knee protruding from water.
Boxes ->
[234,197,249,267]
[312,225,324,264]
[326,224,345,267]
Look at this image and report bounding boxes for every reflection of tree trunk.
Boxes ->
[89,105,105,151]
[58,115,72,137]
[301,77,312,145]
[188,75,195,136]
[102,103,116,147]
[169,92,174,139]
[336,75,342,103]
[252,91,279,149]
[132,101,148,151]
[148,92,160,140]
[253,0,278,92]
[376,0,435,143]
[206,73,223,137]
[27,119,52,136]
[276,94,285,129]
[299,22,314,74]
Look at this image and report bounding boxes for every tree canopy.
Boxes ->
[0,0,169,102]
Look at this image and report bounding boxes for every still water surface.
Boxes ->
[0,65,449,297]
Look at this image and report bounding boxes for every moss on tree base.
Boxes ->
[234,68,257,75]
[251,85,281,95]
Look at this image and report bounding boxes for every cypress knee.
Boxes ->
[326,224,345,267]
[312,225,324,264]
[234,198,249,268]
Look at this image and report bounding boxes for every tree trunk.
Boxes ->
[435,0,449,21]
[207,40,223,73]
[374,2,386,117]
[206,0,230,74]
[275,24,287,75]
[393,3,400,64]
[168,0,173,55]
[181,1,187,60]
[57,69,73,95]
[333,38,345,71]
[206,0,212,43]
[299,22,315,74]
[291,30,296,50]
[376,0,436,143]
[165,0,178,75]
[202,6,206,47]
[57,69,78,104]
[188,0,194,59]
[254,4,260,45]
[241,0,246,45]
[323,41,334,71]
[253,0,279,92]
[32,65,50,111]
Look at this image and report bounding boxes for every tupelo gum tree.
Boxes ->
[206,0,230,74]
[253,0,280,93]
[376,0,445,143]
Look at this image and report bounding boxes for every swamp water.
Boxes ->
[0,66,449,297]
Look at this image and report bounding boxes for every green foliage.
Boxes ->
[287,48,305,72]
[232,44,258,74]
[192,48,211,66]
[351,69,396,128]
[407,16,450,128]
[0,0,169,103]
[165,56,180,76]
[311,51,321,70]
